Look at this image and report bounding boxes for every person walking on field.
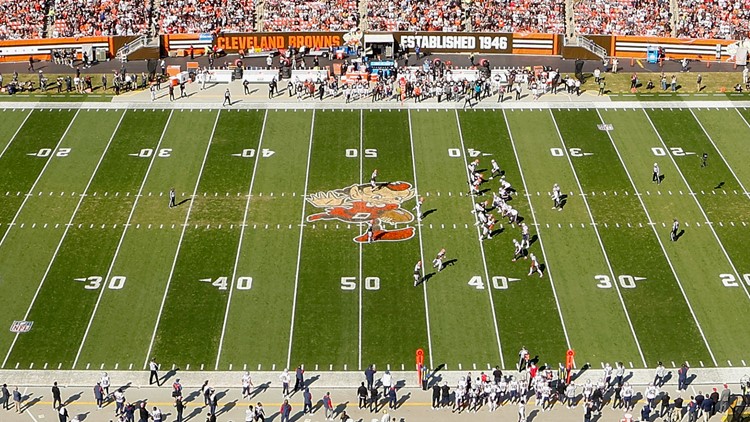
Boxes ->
[169,188,176,209]
[223,88,232,106]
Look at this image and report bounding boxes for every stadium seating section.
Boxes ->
[0,0,745,40]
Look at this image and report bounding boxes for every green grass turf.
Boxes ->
[150,110,265,369]
[2,106,750,371]
[552,109,712,366]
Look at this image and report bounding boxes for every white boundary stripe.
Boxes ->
[0,110,80,250]
[144,110,221,369]
[597,109,718,366]
[708,109,750,201]
[215,110,269,370]
[548,110,648,367]
[357,110,365,371]
[407,110,434,369]
[646,110,750,303]
[72,110,175,369]
[0,109,32,161]
[732,109,750,198]
[1,109,117,369]
[453,110,504,368]
[502,109,572,351]
[286,110,316,369]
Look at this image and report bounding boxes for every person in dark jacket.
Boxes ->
[357,383,368,409]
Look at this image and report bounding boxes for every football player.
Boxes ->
[432,248,446,272]
[528,253,543,277]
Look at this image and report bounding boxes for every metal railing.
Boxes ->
[116,35,157,62]
[565,35,607,59]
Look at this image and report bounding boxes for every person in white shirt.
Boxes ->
[654,362,666,387]
[565,383,576,408]
[279,369,291,397]
[644,383,658,408]
[413,261,422,287]
[652,162,661,184]
[381,370,392,396]
[528,253,543,278]
[100,373,111,400]
[490,159,502,179]
[551,183,562,210]
[242,372,254,399]
[151,406,163,422]
[370,169,378,189]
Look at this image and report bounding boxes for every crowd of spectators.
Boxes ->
[468,0,564,33]
[3,0,750,41]
[48,0,151,37]
[366,0,464,32]
[262,0,358,32]
[675,0,750,39]
[0,0,46,40]
[158,0,256,34]
[574,0,671,36]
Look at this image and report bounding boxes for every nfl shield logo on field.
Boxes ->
[9,320,33,333]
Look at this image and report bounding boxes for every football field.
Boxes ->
[0,103,750,374]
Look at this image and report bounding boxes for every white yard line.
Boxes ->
[143,110,221,369]
[453,110,504,368]
[357,110,365,371]
[502,110,572,351]
[72,110,175,369]
[645,110,750,304]
[548,110,647,367]
[0,110,80,250]
[1,109,119,369]
[707,109,750,201]
[215,110,269,370]
[406,110,434,369]
[286,110,316,369]
[0,109,32,160]
[597,109,717,366]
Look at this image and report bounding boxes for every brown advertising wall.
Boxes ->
[394,32,513,54]
[214,32,346,53]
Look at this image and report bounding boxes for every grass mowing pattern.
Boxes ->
[1,106,750,371]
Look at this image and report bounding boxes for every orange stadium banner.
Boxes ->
[613,35,736,61]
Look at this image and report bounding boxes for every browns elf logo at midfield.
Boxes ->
[306,182,416,243]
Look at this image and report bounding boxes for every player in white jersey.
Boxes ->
[670,218,679,241]
[652,162,660,184]
[370,169,378,189]
[472,202,487,226]
[528,253,543,277]
[512,239,527,261]
[468,159,479,174]
[507,207,519,225]
[412,196,424,221]
[551,183,562,210]
[490,159,502,179]
[521,223,530,248]
[433,248,446,271]
[492,192,504,209]
[413,260,422,286]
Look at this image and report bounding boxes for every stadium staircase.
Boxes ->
[565,35,607,58]
[256,0,266,31]
[116,34,160,62]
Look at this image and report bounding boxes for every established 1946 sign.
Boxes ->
[396,33,513,54]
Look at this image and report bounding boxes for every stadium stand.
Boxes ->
[0,0,749,41]
[675,0,749,39]
[49,0,151,37]
[0,0,47,40]
[365,0,465,32]
[158,0,256,34]
[468,0,564,33]
[261,0,358,31]
[574,0,672,36]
